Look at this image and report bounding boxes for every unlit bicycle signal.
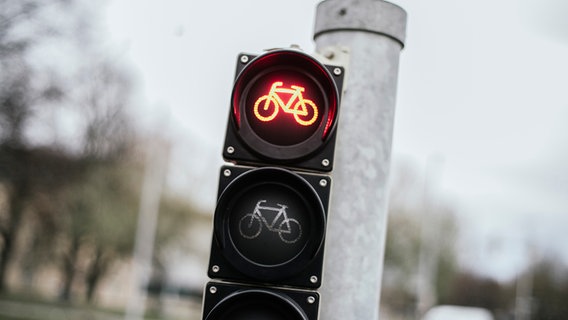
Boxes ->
[239,200,302,244]
[207,166,329,288]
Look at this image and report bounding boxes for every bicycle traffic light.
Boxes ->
[204,49,343,320]
[202,282,320,320]
[207,165,330,288]
[223,49,344,171]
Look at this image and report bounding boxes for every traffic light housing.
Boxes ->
[202,281,320,320]
[204,48,343,320]
[223,49,344,172]
[207,165,330,288]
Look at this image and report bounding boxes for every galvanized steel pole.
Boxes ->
[313,1,407,319]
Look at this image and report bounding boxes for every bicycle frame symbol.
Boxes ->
[239,200,302,244]
[253,81,319,126]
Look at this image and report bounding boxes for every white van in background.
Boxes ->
[422,305,494,320]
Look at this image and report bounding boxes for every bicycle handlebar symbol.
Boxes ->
[239,200,302,244]
[253,82,319,126]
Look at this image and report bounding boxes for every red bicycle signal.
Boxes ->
[254,81,319,126]
[225,49,343,169]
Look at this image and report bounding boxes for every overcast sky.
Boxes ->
[100,0,568,282]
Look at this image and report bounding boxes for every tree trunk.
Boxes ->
[0,231,13,293]
[85,246,107,303]
[59,235,80,301]
[0,189,27,292]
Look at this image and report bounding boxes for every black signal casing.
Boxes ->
[223,50,344,172]
[207,165,330,289]
[202,281,320,320]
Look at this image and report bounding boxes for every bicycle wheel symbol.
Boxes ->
[293,99,318,126]
[253,96,279,122]
[278,219,302,244]
[239,213,262,239]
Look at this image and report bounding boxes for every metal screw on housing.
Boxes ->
[223,169,232,177]
[240,55,249,64]
[333,67,342,76]
[322,48,335,59]
[226,146,235,154]
[209,286,217,294]
[321,159,330,167]
[319,179,328,187]
[212,265,220,273]
[307,296,316,304]
[310,275,318,284]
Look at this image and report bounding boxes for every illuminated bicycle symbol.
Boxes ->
[239,200,302,244]
[253,82,319,126]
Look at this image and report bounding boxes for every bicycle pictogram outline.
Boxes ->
[238,200,302,244]
[253,82,319,126]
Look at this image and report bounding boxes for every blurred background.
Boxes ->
[0,0,567,319]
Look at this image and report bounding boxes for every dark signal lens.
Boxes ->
[228,182,311,266]
[205,291,306,320]
[213,167,326,283]
[203,283,319,320]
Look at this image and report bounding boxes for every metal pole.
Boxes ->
[125,142,169,320]
[313,1,407,319]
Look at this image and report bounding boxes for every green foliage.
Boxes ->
[156,193,198,249]
[384,212,422,275]
[439,272,511,313]
[61,161,141,255]
[530,259,568,320]
[381,163,460,317]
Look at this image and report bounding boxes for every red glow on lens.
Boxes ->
[233,91,241,128]
[245,71,323,146]
[322,96,336,140]
[230,50,340,161]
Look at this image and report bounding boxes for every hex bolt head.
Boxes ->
[322,49,335,59]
